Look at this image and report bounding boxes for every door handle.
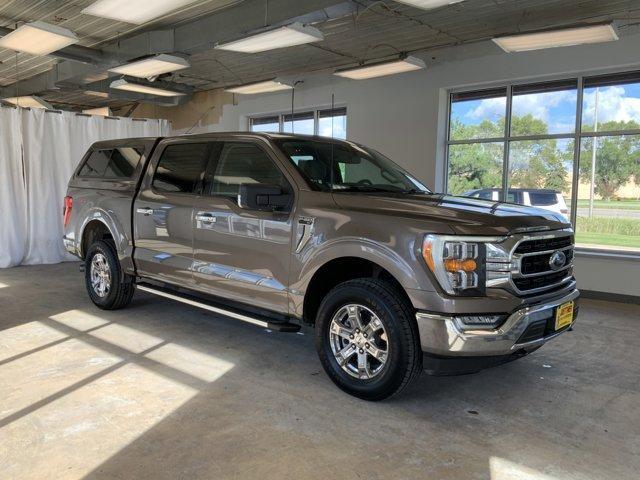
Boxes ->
[136,207,154,216]
[196,213,216,223]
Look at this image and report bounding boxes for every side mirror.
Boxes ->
[238,184,292,211]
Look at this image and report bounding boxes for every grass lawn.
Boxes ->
[575,215,640,250]
[575,232,640,249]
[576,199,640,210]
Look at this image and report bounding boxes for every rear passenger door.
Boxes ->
[134,141,212,286]
[191,140,294,314]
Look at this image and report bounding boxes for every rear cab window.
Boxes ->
[78,147,143,179]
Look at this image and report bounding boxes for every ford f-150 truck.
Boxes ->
[63,132,578,400]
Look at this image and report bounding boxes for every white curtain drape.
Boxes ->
[0,107,27,268]
[0,106,170,267]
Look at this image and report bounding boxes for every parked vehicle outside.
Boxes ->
[63,133,579,400]
[463,188,570,218]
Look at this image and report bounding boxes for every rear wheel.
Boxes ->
[315,279,422,401]
[85,240,135,310]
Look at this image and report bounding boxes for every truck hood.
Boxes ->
[332,192,570,236]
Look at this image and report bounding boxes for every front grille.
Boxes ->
[514,270,569,291]
[521,249,574,275]
[514,235,573,254]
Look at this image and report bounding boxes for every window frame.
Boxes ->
[249,106,347,138]
[444,70,640,258]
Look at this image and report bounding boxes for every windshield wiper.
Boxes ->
[335,185,403,193]
[402,188,429,195]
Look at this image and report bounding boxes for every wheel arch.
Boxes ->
[80,218,115,259]
[302,256,414,325]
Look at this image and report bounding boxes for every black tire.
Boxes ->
[315,278,422,401]
[84,240,135,310]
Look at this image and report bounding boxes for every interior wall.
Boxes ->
[113,90,235,132]
[166,27,640,297]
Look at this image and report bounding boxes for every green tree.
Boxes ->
[448,115,570,195]
[508,115,570,192]
[448,140,503,194]
[579,120,640,200]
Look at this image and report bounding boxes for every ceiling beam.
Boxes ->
[0,0,354,104]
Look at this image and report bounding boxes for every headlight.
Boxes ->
[422,235,505,296]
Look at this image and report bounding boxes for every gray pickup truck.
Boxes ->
[63,132,578,400]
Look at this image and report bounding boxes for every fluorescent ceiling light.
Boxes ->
[334,56,426,80]
[215,22,323,53]
[394,0,464,10]
[1,96,51,109]
[110,79,185,97]
[82,0,200,24]
[0,21,78,55]
[109,54,190,78]
[493,24,618,52]
[225,80,293,95]
[83,107,111,116]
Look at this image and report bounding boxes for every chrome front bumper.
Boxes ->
[416,289,579,356]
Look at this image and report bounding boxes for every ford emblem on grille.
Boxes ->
[549,250,567,271]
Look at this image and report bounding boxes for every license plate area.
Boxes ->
[554,301,574,331]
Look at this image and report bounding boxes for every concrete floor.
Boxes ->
[0,263,638,480]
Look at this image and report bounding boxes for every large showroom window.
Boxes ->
[250,107,347,139]
[446,72,640,254]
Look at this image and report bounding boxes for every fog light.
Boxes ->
[456,315,505,329]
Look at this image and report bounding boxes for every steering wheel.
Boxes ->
[355,179,373,186]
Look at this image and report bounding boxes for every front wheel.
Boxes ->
[315,279,422,401]
[84,240,135,310]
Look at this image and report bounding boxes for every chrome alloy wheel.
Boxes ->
[90,253,111,298]
[329,304,389,380]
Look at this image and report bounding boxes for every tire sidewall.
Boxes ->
[85,241,121,309]
[315,282,412,399]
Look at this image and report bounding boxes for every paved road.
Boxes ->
[576,207,640,219]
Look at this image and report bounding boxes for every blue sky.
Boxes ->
[451,83,640,134]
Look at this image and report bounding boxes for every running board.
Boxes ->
[136,284,300,332]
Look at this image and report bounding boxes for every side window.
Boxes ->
[506,191,520,203]
[477,191,493,200]
[210,143,286,196]
[153,143,210,194]
[104,147,143,178]
[79,149,112,177]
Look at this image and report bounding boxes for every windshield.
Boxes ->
[274,139,430,194]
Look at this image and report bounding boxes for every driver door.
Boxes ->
[191,139,295,315]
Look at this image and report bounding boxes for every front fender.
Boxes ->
[290,235,437,318]
[299,236,425,291]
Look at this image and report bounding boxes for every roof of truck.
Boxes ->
[174,131,352,142]
[90,132,354,149]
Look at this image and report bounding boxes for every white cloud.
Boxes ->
[582,85,640,126]
[466,97,506,121]
[462,85,640,131]
[511,90,574,123]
